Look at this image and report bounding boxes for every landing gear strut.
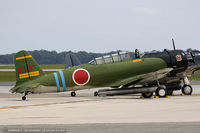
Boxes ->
[71,91,76,97]
[22,92,28,101]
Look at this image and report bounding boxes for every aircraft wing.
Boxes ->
[185,64,200,75]
[174,64,200,78]
[110,68,173,87]
[10,83,40,93]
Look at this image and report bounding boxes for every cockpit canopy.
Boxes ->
[89,51,130,65]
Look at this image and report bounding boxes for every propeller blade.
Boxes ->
[172,38,176,50]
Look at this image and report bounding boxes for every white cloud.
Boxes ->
[132,8,160,15]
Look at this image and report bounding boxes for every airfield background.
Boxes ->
[0,49,200,81]
[0,49,195,64]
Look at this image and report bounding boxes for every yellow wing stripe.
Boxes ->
[133,59,142,63]
[19,71,40,79]
[16,55,32,60]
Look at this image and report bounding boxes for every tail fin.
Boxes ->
[65,53,81,68]
[15,50,45,85]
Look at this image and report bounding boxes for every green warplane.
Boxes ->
[11,50,179,100]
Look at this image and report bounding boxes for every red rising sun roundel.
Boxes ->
[72,68,90,86]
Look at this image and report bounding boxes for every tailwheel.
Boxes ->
[156,87,167,98]
[22,96,26,101]
[22,92,28,101]
[182,85,193,95]
[142,92,153,98]
[71,91,76,97]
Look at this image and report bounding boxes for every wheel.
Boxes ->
[22,96,26,101]
[142,92,153,98]
[71,91,76,97]
[182,85,193,95]
[156,87,167,97]
[167,90,173,95]
[94,91,98,96]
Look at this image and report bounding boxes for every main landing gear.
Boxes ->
[182,77,193,95]
[71,91,76,97]
[156,77,193,97]
[156,87,167,98]
[182,85,193,95]
[155,80,167,98]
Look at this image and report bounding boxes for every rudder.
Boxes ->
[15,50,45,85]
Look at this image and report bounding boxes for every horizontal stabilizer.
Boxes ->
[10,83,40,93]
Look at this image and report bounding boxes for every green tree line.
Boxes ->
[0,50,135,64]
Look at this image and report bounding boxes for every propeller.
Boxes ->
[172,38,176,51]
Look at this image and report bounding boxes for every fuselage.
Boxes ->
[21,58,168,94]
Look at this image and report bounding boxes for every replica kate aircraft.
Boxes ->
[10,49,196,100]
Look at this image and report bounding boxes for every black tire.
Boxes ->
[142,92,153,98]
[94,91,98,96]
[22,96,26,101]
[156,87,167,97]
[182,85,193,95]
[167,90,173,95]
[71,91,76,97]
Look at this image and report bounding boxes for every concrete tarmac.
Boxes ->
[1,83,200,133]
[1,122,200,133]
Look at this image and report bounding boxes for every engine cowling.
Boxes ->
[143,49,189,74]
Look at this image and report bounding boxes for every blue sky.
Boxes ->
[0,0,200,54]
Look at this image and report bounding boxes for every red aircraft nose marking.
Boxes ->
[73,69,90,85]
[176,55,182,61]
